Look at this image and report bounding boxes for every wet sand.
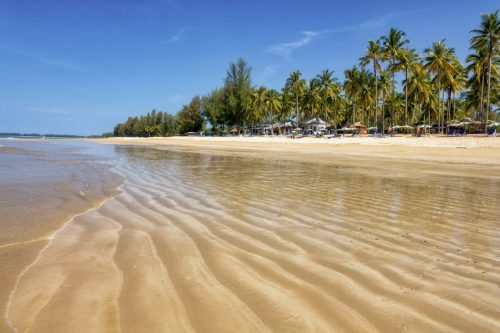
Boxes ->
[0,141,123,332]
[3,138,500,332]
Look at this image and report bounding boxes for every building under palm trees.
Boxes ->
[300,117,329,134]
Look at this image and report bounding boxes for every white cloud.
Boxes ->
[3,47,86,72]
[255,65,278,83]
[265,11,420,61]
[160,25,191,44]
[266,31,319,61]
[167,93,184,102]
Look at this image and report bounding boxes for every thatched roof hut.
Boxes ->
[351,121,366,128]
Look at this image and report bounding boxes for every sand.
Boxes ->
[3,136,500,332]
[91,135,500,161]
[92,136,500,180]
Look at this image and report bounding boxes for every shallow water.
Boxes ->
[2,142,500,332]
[0,139,122,246]
[0,139,122,332]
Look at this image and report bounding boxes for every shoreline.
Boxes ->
[89,136,500,180]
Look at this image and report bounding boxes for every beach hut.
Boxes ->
[417,124,432,136]
[273,119,297,135]
[229,127,241,136]
[351,121,366,128]
[254,122,273,135]
[336,127,356,136]
[262,122,274,135]
[390,125,413,135]
[487,121,500,136]
[351,121,367,134]
[301,117,328,134]
[455,118,483,134]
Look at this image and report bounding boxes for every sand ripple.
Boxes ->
[5,146,500,332]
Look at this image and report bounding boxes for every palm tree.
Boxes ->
[280,86,295,121]
[381,28,409,124]
[357,69,374,125]
[317,69,341,126]
[442,62,466,125]
[395,47,420,125]
[250,86,267,134]
[424,40,457,133]
[360,39,384,128]
[285,71,306,125]
[470,10,500,132]
[264,89,282,135]
[344,66,360,124]
[378,69,392,134]
[304,79,321,119]
[466,49,488,120]
[405,63,433,125]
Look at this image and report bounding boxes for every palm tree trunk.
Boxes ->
[446,88,452,134]
[441,89,446,134]
[334,105,338,129]
[270,107,273,135]
[485,51,492,134]
[405,68,408,125]
[311,102,314,121]
[428,106,431,132]
[479,74,485,121]
[374,63,378,129]
[437,68,441,134]
[296,95,300,125]
[391,101,395,127]
[412,95,417,125]
[382,93,385,136]
[391,57,396,127]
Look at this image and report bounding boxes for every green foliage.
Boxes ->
[110,12,500,136]
[177,96,204,134]
[113,110,178,137]
[221,58,253,128]
[202,88,225,130]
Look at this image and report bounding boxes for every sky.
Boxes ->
[0,0,498,135]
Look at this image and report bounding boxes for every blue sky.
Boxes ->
[0,0,498,135]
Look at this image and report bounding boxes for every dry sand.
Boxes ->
[92,134,500,161]
[4,136,500,332]
[92,135,500,180]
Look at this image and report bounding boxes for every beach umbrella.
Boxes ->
[353,121,366,128]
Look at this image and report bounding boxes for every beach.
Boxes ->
[92,136,500,179]
[2,137,500,332]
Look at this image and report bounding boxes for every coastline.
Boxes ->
[89,136,500,180]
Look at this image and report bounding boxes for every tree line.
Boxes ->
[113,10,499,137]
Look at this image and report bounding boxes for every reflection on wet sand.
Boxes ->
[0,141,122,332]
[3,143,500,332]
